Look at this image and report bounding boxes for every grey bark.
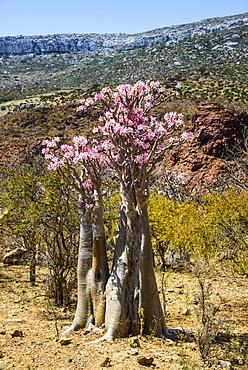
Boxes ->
[138,198,169,336]
[103,183,168,340]
[91,186,109,326]
[64,200,93,333]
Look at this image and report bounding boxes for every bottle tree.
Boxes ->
[42,136,109,330]
[42,80,192,341]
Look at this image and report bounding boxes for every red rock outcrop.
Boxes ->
[166,103,248,192]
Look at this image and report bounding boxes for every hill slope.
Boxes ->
[0,12,247,104]
[1,12,247,56]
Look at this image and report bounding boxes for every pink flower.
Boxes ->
[133,139,150,149]
[87,149,100,159]
[82,179,93,189]
[72,156,79,165]
[73,136,88,147]
[155,124,168,135]
[44,153,53,160]
[181,131,193,140]
[92,126,99,133]
[42,137,61,148]
[102,140,115,150]
[63,151,74,159]
[85,99,95,107]
[100,154,111,166]
[101,86,112,93]
[137,123,148,131]
[47,158,65,170]
[61,144,73,152]
[164,112,184,127]
[145,102,153,109]
[76,105,86,112]
[134,152,149,164]
[119,127,133,136]
[41,147,50,154]
[53,137,61,143]
[144,94,154,102]
[85,203,94,209]
[159,87,166,93]
[144,132,155,141]
[149,81,160,89]
[94,93,105,100]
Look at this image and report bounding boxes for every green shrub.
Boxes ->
[148,190,248,274]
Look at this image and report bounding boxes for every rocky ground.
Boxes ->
[0,262,247,370]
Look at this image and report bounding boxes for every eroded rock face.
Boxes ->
[0,13,247,55]
[167,103,248,191]
[190,104,247,157]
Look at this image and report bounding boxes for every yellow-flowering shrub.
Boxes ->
[103,190,248,274]
[201,189,248,274]
[148,190,248,275]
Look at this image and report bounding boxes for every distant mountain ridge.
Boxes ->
[1,12,248,55]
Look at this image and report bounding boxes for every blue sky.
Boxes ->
[0,0,247,36]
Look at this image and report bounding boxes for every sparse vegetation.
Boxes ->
[0,24,247,111]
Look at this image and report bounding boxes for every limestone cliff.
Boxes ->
[0,12,247,55]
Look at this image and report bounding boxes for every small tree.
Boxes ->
[42,81,192,340]
[0,163,80,301]
[39,172,79,306]
[0,164,43,284]
[42,136,109,328]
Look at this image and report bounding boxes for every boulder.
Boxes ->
[137,357,154,366]
[163,250,190,268]
[3,248,26,265]
[11,329,23,338]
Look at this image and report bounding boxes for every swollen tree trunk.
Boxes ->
[64,200,93,333]
[64,190,109,333]
[138,194,169,337]
[104,188,139,339]
[103,184,168,341]
[91,186,109,326]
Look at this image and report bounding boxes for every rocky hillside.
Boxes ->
[0,14,247,105]
[1,13,247,56]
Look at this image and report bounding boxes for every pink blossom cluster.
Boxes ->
[43,81,193,181]
[41,137,65,170]
[181,131,194,140]
[82,179,93,189]
[134,153,149,164]
[82,82,191,166]
[41,136,101,210]
[76,80,166,114]
[41,135,111,169]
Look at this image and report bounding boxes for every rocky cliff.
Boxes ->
[167,103,248,192]
[0,12,247,55]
